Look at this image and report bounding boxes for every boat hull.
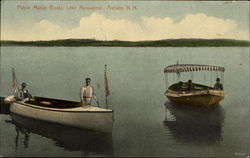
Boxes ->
[10,101,113,133]
[165,90,225,106]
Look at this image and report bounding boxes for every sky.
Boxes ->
[1,1,249,41]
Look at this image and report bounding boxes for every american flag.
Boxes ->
[12,67,19,96]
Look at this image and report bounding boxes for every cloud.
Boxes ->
[72,13,143,41]
[32,20,66,40]
[177,13,239,39]
[1,13,249,41]
[141,13,248,40]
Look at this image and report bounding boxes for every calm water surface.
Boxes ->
[0,46,249,157]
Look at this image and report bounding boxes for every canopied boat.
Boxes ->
[7,96,113,133]
[164,64,226,106]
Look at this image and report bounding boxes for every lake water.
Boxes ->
[0,46,249,157]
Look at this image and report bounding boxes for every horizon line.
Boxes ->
[1,38,250,42]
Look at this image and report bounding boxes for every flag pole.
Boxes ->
[105,64,108,108]
[105,92,108,109]
[12,67,20,98]
[104,64,110,109]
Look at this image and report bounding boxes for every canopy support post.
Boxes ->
[203,71,206,84]
[165,73,169,90]
[210,70,213,86]
[191,71,193,81]
[222,72,224,85]
[173,72,174,83]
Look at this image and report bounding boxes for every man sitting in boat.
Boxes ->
[20,82,32,101]
[214,78,223,90]
[187,80,194,91]
[177,81,183,91]
[80,78,97,105]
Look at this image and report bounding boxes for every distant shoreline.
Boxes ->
[1,39,249,47]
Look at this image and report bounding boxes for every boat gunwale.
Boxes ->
[12,101,113,113]
[165,89,225,98]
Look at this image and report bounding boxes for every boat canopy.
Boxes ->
[164,64,225,73]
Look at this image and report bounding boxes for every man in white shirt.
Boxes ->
[80,78,97,105]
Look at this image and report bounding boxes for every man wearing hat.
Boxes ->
[20,82,32,100]
[80,78,97,105]
[214,78,223,90]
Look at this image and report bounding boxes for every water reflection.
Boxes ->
[0,97,10,114]
[6,113,113,156]
[164,102,225,145]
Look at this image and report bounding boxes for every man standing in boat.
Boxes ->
[20,82,32,100]
[214,78,223,90]
[80,77,97,105]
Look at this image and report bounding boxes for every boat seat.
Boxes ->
[25,97,82,108]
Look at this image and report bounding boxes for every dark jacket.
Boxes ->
[214,83,223,90]
[20,89,32,99]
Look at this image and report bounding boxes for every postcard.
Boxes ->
[0,0,249,157]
